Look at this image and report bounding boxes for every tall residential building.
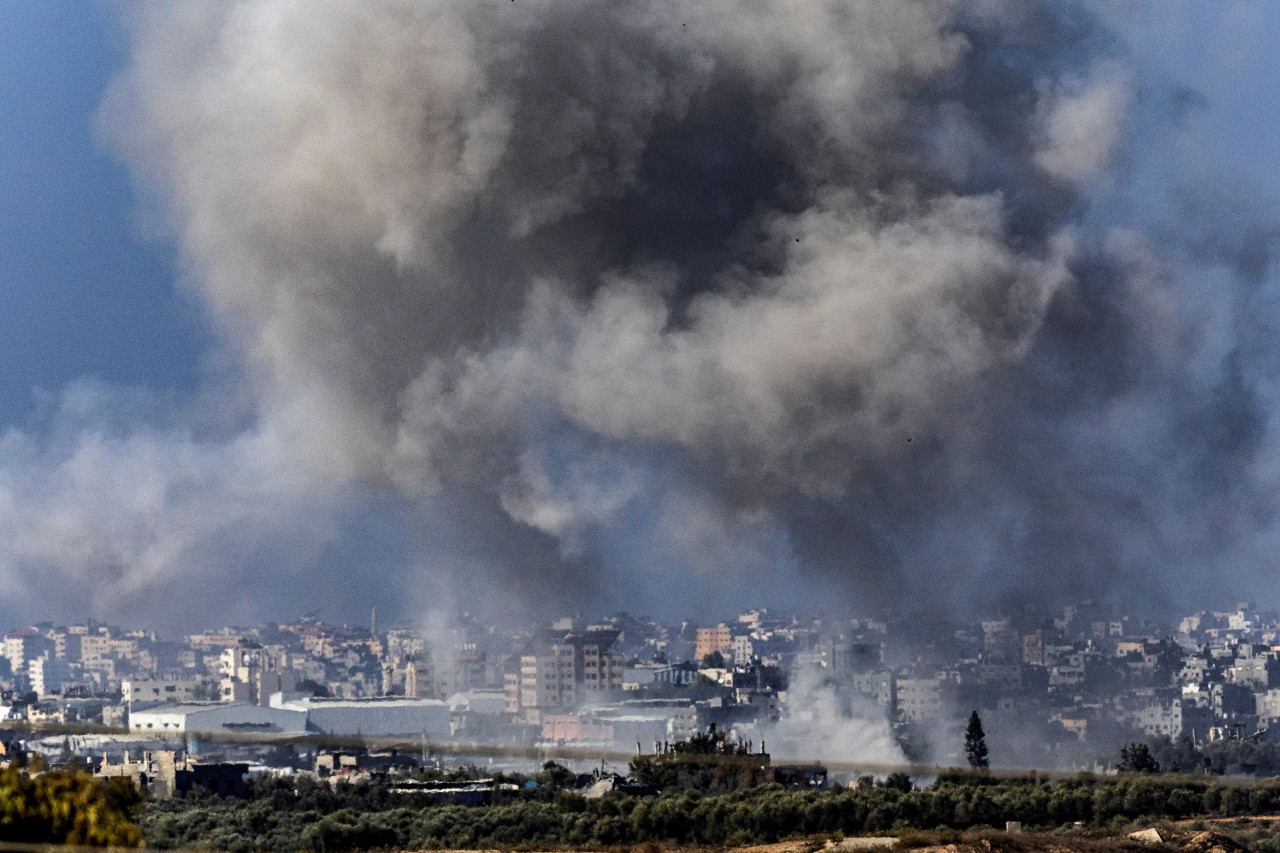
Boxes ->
[695,624,733,662]
[404,653,436,699]
[218,642,295,706]
[506,630,624,725]
[4,630,53,681]
[29,657,71,696]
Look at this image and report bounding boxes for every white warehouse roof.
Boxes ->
[278,697,450,737]
[128,703,308,734]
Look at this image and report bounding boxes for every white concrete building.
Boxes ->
[894,676,951,723]
[123,677,204,706]
[275,696,449,737]
[28,657,70,696]
[447,690,507,715]
[128,703,308,734]
[5,631,51,680]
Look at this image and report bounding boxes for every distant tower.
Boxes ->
[371,607,377,638]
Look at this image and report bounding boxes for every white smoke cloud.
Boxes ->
[764,667,905,767]
[0,381,347,624]
[1035,62,1133,184]
[499,449,643,556]
[0,0,1270,625]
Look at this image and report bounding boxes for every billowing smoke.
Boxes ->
[763,667,905,767]
[2,0,1276,627]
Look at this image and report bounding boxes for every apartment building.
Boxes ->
[695,624,733,662]
[506,630,624,725]
[123,677,204,706]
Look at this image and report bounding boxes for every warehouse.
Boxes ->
[128,703,307,734]
[276,696,450,737]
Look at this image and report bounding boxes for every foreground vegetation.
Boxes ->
[0,764,142,846]
[140,769,1280,853]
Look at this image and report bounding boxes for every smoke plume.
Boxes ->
[764,667,906,767]
[2,0,1277,627]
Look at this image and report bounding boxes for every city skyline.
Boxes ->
[4,597,1280,775]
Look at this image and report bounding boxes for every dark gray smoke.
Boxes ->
[0,0,1272,628]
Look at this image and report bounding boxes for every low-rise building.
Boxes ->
[123,677,204,707]
[100,750,249,798]
[128,703,307,734]
[274,696,450,737]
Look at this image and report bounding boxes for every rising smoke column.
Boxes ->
[5,0,1265,623]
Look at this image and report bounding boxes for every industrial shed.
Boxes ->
[128,703,308,734]
[279,696,450,737]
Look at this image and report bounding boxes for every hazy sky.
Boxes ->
[2,1,1279,634]
[0,4,206,423]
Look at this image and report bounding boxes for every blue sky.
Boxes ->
[0,3,207,428]
[2,1,1280,633]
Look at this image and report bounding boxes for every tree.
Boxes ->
[0,766,142,846]
[881,771,913,792]
[1118,742,1160,774]
[702,650,725,668]
[965,711,989,769]
[299,678,332,697]
[536,761,576,790]
[893,714,931,762]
